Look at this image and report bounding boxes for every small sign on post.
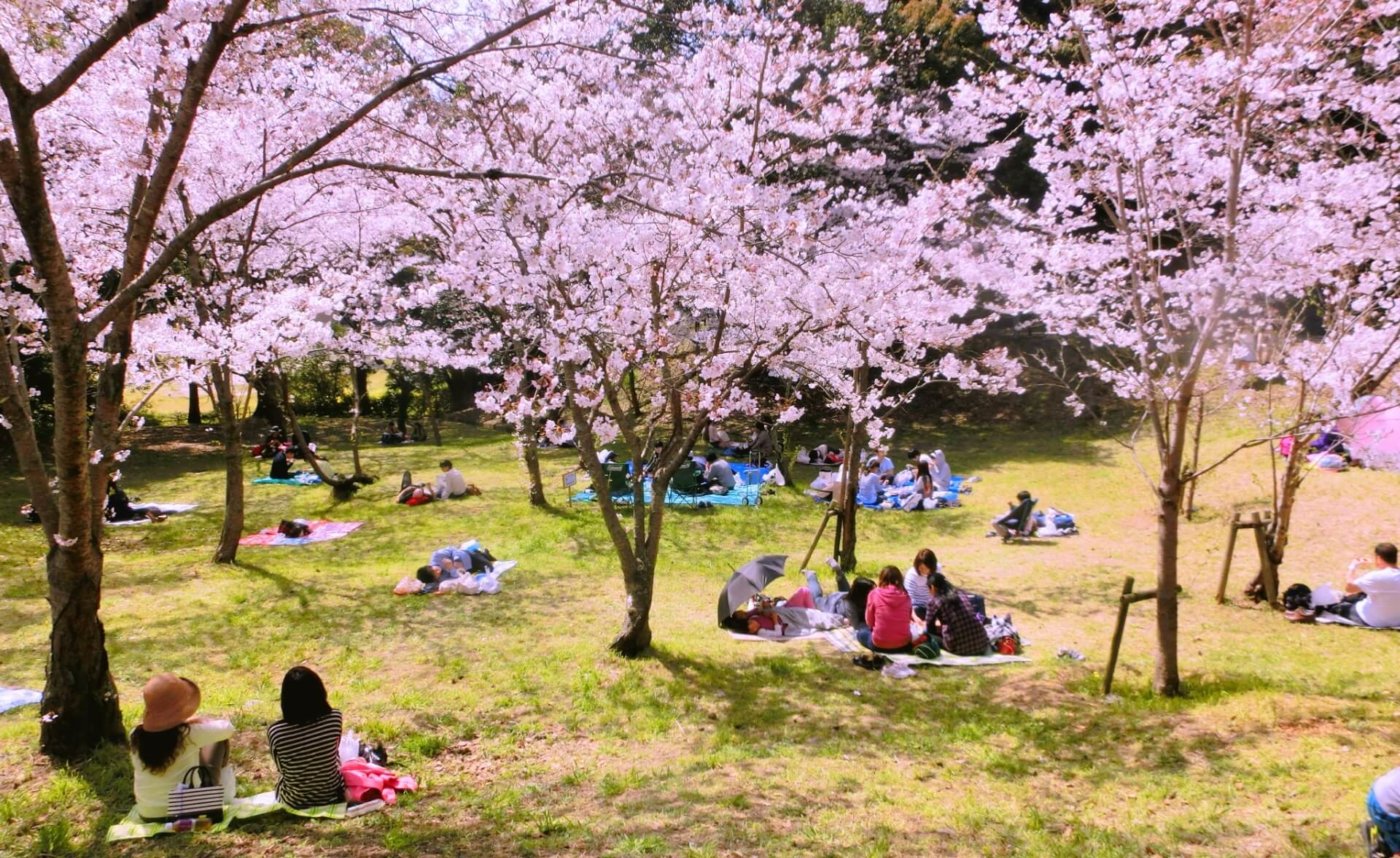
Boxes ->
[562,470,578,505]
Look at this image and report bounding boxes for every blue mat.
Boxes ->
[252,472,322,486]
[0,688,41,713]
[573,482,763,507]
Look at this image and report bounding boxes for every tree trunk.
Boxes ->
[251,367,284,428]
[42,333,125,757]
[421,372,442,445]
[1154,469,1184,697]
[521,416,548,508]
[352,366,369,420]
[41,545,126,758]
[610,555,655,656]
[186,381,202,425]
[209,365,243,564]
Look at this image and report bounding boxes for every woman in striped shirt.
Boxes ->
[268,667,346,809]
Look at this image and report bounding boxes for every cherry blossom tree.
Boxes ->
[979,0,1399,693]
[454,0,1009,654]
[0,0,602,758]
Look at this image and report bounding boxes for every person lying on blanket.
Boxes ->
[397,483,434,506]
[1316,543,1400,628]
[720,572,852,636]
[925,570,992,656]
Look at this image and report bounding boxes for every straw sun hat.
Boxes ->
[140,674,201,732]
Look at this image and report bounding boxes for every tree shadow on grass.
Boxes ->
[643,644,1260,789]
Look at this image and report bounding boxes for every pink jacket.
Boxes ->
[866,585,913,649]
[340,759,418,805]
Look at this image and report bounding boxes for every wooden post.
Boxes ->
[800,507,837,572]
[1215,512,1241,604]
[1103,578,1173,696]
[1103,576,1135,697]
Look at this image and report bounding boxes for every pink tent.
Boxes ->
[1336,396,1400,471]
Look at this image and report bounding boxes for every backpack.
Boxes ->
[277,519,311,538]
[1282,583,1312,611]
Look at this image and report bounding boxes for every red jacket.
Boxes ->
[866,585,913,649]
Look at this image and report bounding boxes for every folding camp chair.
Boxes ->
[589,462,633,501]
[668,466,710,506]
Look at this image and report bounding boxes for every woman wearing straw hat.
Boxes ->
[130,674,236,820]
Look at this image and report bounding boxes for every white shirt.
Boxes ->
[1355,566,1400,628]
[903,563,945,609]
[435,468,469,498]
[133,719,235,819]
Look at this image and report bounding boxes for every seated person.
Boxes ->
[268,667,346,809]
[105,479,145,522]
[434,460,470,499]
[858,565,914,653]
[990,490,1034,539]
[1317,543,1400,628]
[903,548,941,620]
[706,423,732,449]
[704,452,736,494]
[130,674,235,821]
[856,458,883,506]
[269,448,293,480]
[925,570,991,656]
[1367,764,1400,858]
[261,428,286,459]
[744,422,774,461]
[930,449,953,492]
[380,422,405,445]
[874,448,895,483]
[19,502,40,524]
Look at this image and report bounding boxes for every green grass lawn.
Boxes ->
[0,412,1397,856]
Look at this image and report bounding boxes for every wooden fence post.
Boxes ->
[1104,576,1135,697]
[1215,512,1241,604]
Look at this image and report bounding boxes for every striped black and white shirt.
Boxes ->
[268,709,346,808]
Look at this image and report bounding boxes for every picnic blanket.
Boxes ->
[253,471,322,486]
[105,791,348,842]
[821,626,1030,667]
[727,630,817,643]
[239,520,363,546]
[0,687,41,713]
[1314,612,1399,629]
[573,482,763,508]
[108,503,199,527]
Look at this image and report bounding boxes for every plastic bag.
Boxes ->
[339,730,360,764]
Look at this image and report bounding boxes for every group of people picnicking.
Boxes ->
[129,668,406,824]
[379,421,427,446]
[721,548,1016,659]
[251,426,316,480]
